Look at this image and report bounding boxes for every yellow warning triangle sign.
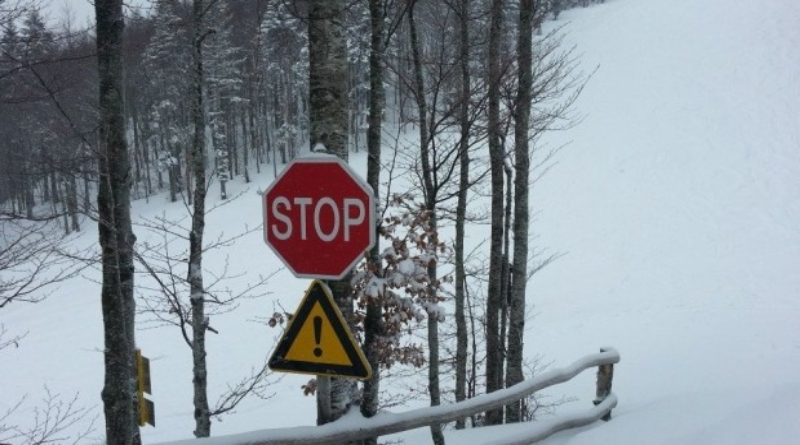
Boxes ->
[269,280,372,380]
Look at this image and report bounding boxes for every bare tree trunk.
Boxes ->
[213,96,229,201]
[309,2,348,161]
[360,2,386,443]
[140,124,152,197]
[48,173,58,218]
[24,172,35,219]
[501,157,513,389]
[281,76,289,164]
[185,118,194,207]
[505,0,535,424]
[249,4,263,176]
[189,0,211,437]
[67,174,79,232]
[162,129,177,202]
[49,170,59,206]
[61,179,69,234]
[408,4,444,444]
[132,104,142,197]
[308,0,356,426]
[95,0,140,442]
[485,0,506,427]
[42,162,50,204]
[468,282,479,425]
[83,167,91,213]
[454,0,471,430]
[241,105,250,183]
[229,111,238,178]
[249,101,260,174]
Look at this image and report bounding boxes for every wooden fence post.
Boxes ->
[593,347,614,421]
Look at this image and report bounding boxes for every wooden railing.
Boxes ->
[157,348,619,445]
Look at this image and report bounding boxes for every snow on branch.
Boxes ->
[157,348,620,445]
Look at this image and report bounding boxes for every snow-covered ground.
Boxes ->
[3,0,799,443]
[526,0,800,443]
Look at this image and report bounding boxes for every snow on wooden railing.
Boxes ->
[157,348,620,445]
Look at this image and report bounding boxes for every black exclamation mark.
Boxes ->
[313,316,323,357]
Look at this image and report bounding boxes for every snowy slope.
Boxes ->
[396,0,800,443]
[525,0,800,443]
[2,0,799,444]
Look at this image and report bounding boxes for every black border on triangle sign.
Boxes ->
[269,280,372,380]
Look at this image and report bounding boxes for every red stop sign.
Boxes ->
[263,156,375,279]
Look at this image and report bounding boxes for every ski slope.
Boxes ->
[3,0,799,443]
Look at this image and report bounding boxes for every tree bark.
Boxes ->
[189,0,211,437]
[241,104,250,182]
[454,0,471,430]
[132,103,142,196]
[505,0,535,424]
[24,171,35,219]
[309,0,348,160]
[308,0,356,426]
[67,174,79,232]
[95,0,140,442]
[83,166,91,213]
[486,0,506,426]
[360,1,386,443]
[501,159,513,397]
[49,169,59,206]
[408,4,444,444]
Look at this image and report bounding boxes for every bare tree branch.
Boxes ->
[0,389,96,445]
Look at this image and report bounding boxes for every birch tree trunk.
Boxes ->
[308,0,357,426]
[95,0,140,442]
[485,0,506,426]
[505,0,535,424]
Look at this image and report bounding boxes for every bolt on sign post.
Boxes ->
[135,349,155,427]
[268,280,371,379]
[262,155,376,280]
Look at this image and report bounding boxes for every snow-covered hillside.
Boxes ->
[3,0,799,443]
[395,1,800,443]
[523,0,800,443]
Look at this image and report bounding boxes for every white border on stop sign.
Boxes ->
[261,153,376,280]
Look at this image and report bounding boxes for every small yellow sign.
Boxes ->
[269,280,371,379]
[135,349,155,427]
